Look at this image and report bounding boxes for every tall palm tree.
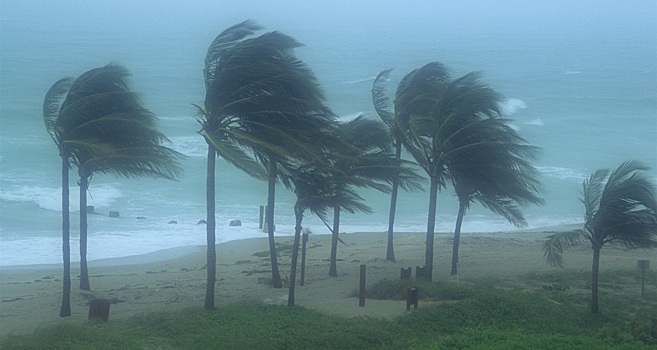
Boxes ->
[396,63,519,281]
[326,115,421,277]
[373,69,427,261]
[543,160,657,313]
[201,22,335,292]
[198,21,268,309]
[448,117,543,275]
[43,77,75,317]
[63,65,182,291]
[391,62,452,281]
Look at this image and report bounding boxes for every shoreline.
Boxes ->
[0,223,583,270]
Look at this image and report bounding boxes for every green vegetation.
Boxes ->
[3,270,655,349]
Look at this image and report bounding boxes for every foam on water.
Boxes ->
[0,183,122,213]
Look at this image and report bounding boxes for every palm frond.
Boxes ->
[204,20,262,89]
[372,68,395,129]
[43,77,74,145]
[543,230,588,268]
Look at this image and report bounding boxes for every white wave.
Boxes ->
[563,70,581,75]
[170,136,207,159]
[524,118,544,126]
[507,123,520,131]
[0,183,122,212]
[499,98,527,115]
[536,166,588,182]
[342,75,377,84]
[340,111,366,121]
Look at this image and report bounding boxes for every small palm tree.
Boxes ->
[543,160,657,313]
[285,163,373,306]
[448,117,543,275]
[326,115,421,277]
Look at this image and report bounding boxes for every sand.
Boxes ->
[1,225,653,338]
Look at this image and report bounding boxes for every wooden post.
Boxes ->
[400,267,412,280]
[300,233,309,286]
[88,299,111,321]
[259,205,265,229]
[415,265,426,280]
[359,264,366,307]
[638,260,650,297]
[406,287,419,311]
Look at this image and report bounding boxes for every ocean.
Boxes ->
[1,1,655,266]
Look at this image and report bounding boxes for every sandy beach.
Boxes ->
[1,225,653,338]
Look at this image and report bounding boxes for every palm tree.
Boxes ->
[285,164,373,306]
[326,115,421,277]
[543,160,657,313]
[198,21,268,309]
[395,63,522,281]
[372,69,415,261]
[448,117,543,275]
[201,22,335,293]
[63,65,182,291]
[43,77,75,317]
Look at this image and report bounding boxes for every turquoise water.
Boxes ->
[1,1,655,265]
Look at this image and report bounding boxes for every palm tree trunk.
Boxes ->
[329,206,340,277]
[288,204,304,306]
[450,201,467,276]
[591,246,601,313]
[267,157,283,288]
[386,139,403,261]
[79,174,91,291]
[424,176,440,282]
[60,157,71,317]
[204,146,216,309]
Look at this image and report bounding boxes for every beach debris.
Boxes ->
[168,220,177,224]
[229,219,242,226]
[197,219,206,225]
[86,205,94,214]
[109,211,120,218]
[136,216,146,219]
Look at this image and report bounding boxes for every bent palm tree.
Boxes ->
[43,77,74,317]
[198,21,268,309]
[202,22,334,295]
[448,117,543,275]
[396,63,502,281]
[543,160,657,313]
[54,65,182,291]
[372,69,420,261]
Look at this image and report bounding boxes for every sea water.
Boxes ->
[1,1,655,266]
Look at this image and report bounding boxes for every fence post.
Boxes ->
[406,287,419,311]
[359,264,366,307]
[301,233,309,286]
[400,267,412,280]
[415,265,426,280]
[259,205,265,229]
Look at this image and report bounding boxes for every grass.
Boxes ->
[2,269,655,349]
